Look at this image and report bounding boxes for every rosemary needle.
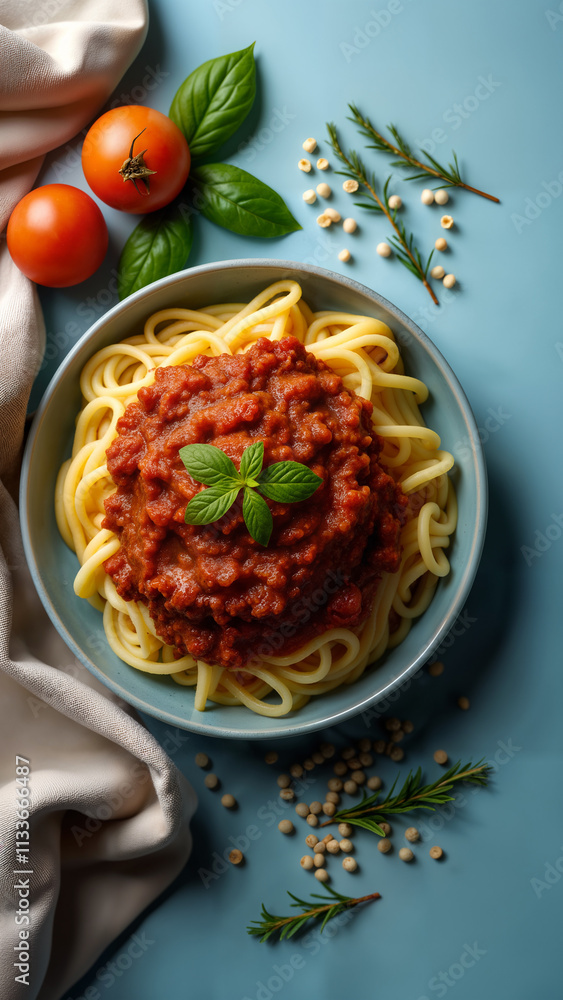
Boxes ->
[348,104,500,203]
[327,123,438,305]
[247,885,381,942]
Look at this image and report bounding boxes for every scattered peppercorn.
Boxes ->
[326,839,341,855]
[278,819,294,835]
[316,157,329,170]
[434,750,449,765]
[421,188,434,205]
[322,802,336,817]
[367,776,382,791]
[301,855,314,870]
[204,773,219,790]
[440,215,454,229]
[302,189,316,204]
[312,751,325,765]
[388,194,402,209]
[302,137,317,153]
[305,834,319,848]
[298,158,312,172]
[379,822,392,836]
[377,838,392,854]
[279,788,295,802]
[316,213,331,228]
[342,178,359,193]
[457,696,470,710]
[402,720,414,734]
[325,791,340,805]
[264,751,278,765]
[195,752,210,768]
[324,207,341,222]
[428,660,444,677]
[342,217,357,233]
[306,813,319,827]
[313,853,326,868]
[333,761,348,776]
[221,793,236,809]
[373,740,386,754]
[316,182,331,198]
[277,773,291,788]
[339,838,354,853]
[290,763,304,778]
[338,823,353,837]
[328,778,343,792]
[399,847,414,862]
[343,779,358,795]
[443,273,456,288]
[314,868,329,882]
[295,802,309,818]
[431,264,445,279]
[342,856,358,872]
[229,849,244,865]
[434,189,449,205]
[320,743,336,759]
[376,242,392,257]
[390,746,405,762]
[429,845,444,860]
[434,237,448,251]
[405,827,420,843]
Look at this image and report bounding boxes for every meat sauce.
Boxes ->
[103,337,407,670]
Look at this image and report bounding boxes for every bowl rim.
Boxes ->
[20,257,488,739]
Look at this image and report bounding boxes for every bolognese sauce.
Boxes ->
[103,337,406,670]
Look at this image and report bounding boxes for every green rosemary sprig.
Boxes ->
[319,760,492,835]
[348,104,500,203]
[247,886,381,942]
[326,123,438,304]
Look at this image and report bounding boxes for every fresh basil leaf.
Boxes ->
[179,443,240,486]
[169,44,256,160]
[117,202,194,300]
[191,163,302,238]
[185,486,241,525]
[257,462,323,502]
[243,487,273,546]
[239,441,264,482]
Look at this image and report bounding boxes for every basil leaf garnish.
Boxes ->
[257,462,323,503]
[169,44,256,161]
[185,486,242,525]
[179,441,321,545]
[179,443,241,486]
[239,440,264,482]
[117,202,193,300]
[191,163,302,238]
[242,486,273,547]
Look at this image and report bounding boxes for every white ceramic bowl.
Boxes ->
[20,260,487,739]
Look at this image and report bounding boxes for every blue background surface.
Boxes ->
[33,1,563,997]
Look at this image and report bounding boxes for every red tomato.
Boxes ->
[81,106,191,214]
[6,184,108,287]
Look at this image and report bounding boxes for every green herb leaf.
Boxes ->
[191,163,301,238]
[117,202,194,300]
[184,485,241,525]
[169,44,256,161]
[243,487,273,546]
[257,462,323,502]
[239,440,264,482]
[179,443,240,486]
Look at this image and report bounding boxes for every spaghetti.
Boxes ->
[55,280,456,717]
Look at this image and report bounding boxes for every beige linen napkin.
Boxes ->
[0,4,197,999]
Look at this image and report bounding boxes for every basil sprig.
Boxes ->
[179,442,322,547]
[117,44,300,300]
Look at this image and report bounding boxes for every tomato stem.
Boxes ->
[118,129,156,195]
